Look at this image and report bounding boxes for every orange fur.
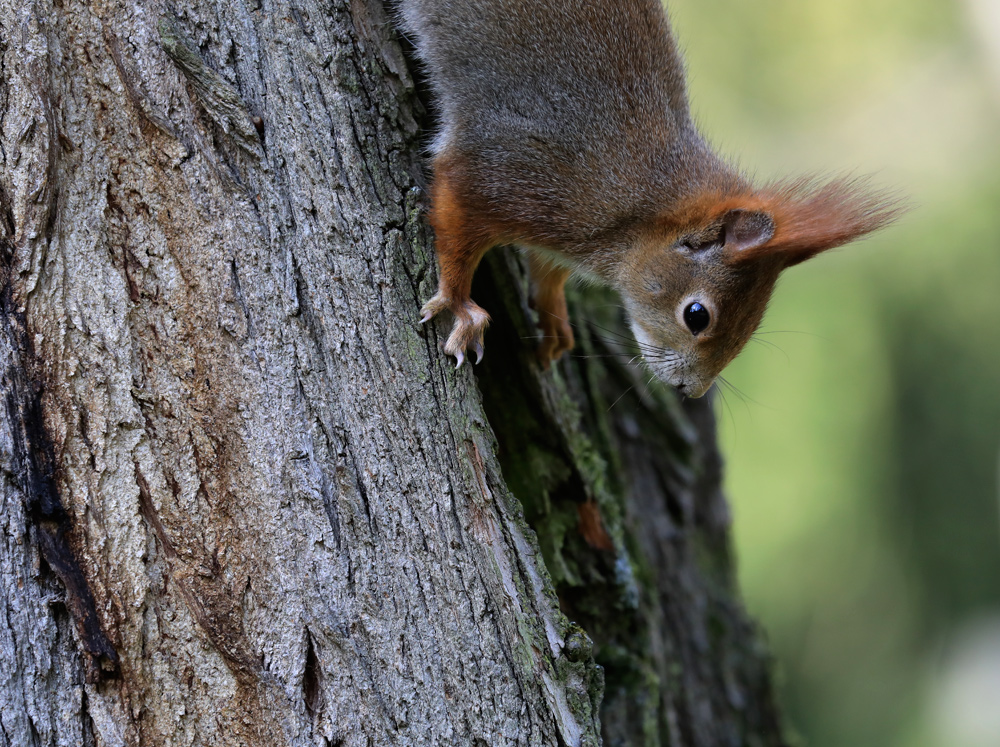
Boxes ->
[526,253,575,367]
[656,177,902,267]
[426,169,497,304]
[424,157,583,366]
[757,177,903,265]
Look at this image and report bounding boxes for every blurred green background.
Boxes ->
[666,0,1000,745]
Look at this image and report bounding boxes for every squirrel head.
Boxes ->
[619,177,901,397]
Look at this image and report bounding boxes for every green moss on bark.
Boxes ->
[472,249,790,747]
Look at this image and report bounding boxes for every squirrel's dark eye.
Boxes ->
[683,302,711,335]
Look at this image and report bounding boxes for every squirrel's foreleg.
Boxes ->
[420,167,494,366]
[526,251,575,368]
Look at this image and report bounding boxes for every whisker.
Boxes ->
[583,303,628,311]
[532,309,682,363]
[569,352,650,360]
[716,375,742,400]
[755,329,829,342]
[581,319,667,353]
[640,372,660,403]
[607,385,635,412]
[749,336,790,364]
[714,382,737,434]
[717,375,771,415]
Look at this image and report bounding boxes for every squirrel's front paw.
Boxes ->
[537,312,575,369]
[421,294,491,367]
[444,304,490,366]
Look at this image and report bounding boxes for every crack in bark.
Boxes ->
[0,254,120,683]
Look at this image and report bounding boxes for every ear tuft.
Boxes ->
[746,176,905,267]
[723,210,775,253]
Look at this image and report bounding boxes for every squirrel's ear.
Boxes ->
[722,210,775,254]
[750,177,903,267]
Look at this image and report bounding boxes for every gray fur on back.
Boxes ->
[400,0,688,146]
[397,0,740,249]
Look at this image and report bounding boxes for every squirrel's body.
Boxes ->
[402,0,898,394]
[401,0,737,262]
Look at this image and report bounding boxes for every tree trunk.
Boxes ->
[0,1,786,745]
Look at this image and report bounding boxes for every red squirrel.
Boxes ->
[400,0,899,397]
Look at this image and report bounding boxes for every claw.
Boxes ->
[427,296,489,370]
[420,292,450,325]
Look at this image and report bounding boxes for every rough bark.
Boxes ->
[0,1,785,746]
